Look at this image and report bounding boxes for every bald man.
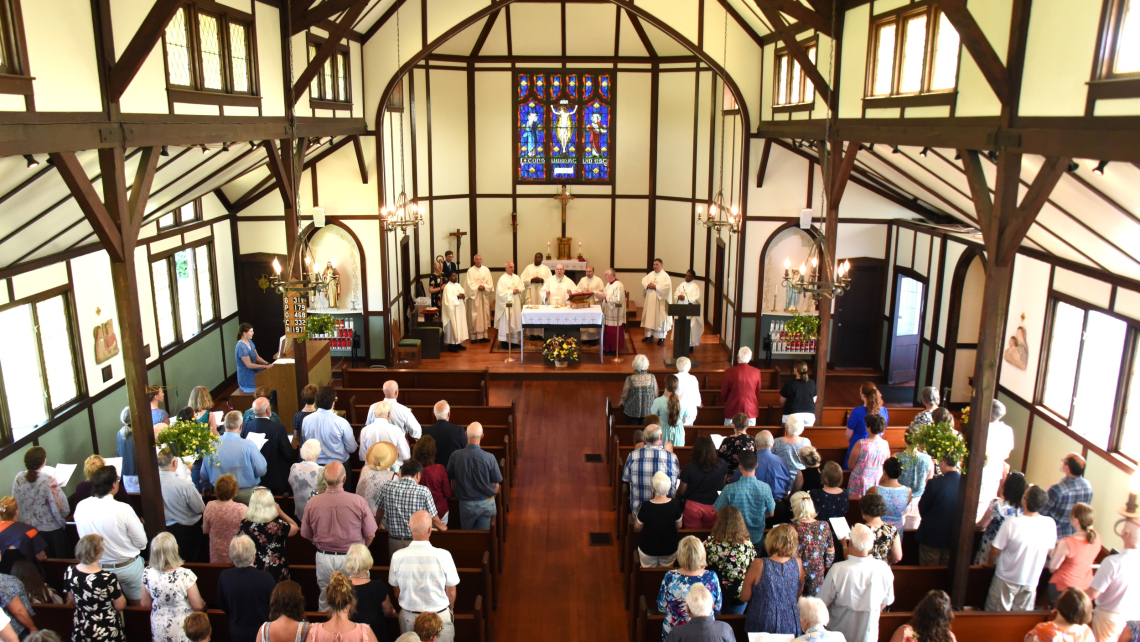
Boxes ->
[577,265,605,344]
[495,261,523,348]
[541,263,576,306]
[390,510,459,641]
[300,461,377,610]
[465,254,493,343]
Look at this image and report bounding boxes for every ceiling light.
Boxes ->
[160,145,169,157]
[987,150,999,162]
[1093,160,1109,176]
[249,141,256,148]
[1067,161,1079,173]
[23,154,38,169]
[919,147,929,157]
[891,145,901,154]
[954,151,962,160]
[221,142,230,152]
[201,145,210,154]
[867,144,875,152]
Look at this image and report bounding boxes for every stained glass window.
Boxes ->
[516,70,613,184]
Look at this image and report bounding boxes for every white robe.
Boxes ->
[519,263,551,336]
[577,275,605,341]
[441,281,470,344]
[465,265,493,339]
[495,273,524,344]
[672,281,704,347]
[603,280,625,327]
[641,270,673,338]
[541,275,576,305]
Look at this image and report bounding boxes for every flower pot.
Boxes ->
[554,359,568,368]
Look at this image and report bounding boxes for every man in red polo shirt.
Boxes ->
[720,347,762,426]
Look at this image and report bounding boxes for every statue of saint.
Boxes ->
[784,283,799,313]
[322,261,340,308]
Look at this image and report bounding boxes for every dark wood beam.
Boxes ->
[362,0,409,43]
[260,140,294,208]
[626,10,657,57]
[213,188,234,213]
[126,147,160,244]
[49,151,124,263]
[765,0,832,36]
[829,142,860,205]
[352,134,369,183]
[292,1,368,103]
[233,135,353,214]
[716,0,767,48]
[292,0,318,26]
[293,0,359,34]
[999,155,1069,264]
[107,0,183,101]
[936,0,1010,103]
[470,9,500,56]
[755,4,831,103]
[756,139,773,188]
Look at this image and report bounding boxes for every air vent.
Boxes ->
[584,453,603,463]
[589,532,613,546]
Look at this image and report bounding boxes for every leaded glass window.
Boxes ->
[774,42,817,106]
[152,241,218,348]
[162,3,256,96]
[867,6,960,97]
[516,71,613,184]
[308,39,351,104]
[165,7,193,87]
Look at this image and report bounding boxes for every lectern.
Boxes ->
[666,303,700,367]
[254,340,332,422]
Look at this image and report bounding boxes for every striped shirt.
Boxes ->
[388,541,460,612]
[621,445,679,513]
[714,476,775,545]
[1041,476,1094,539]
[377,477,437,540]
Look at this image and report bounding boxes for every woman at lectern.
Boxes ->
[236,323,272,394]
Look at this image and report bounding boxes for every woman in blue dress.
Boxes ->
[741,524,804,637]
[845,382,889,469]
[235,323,272,393]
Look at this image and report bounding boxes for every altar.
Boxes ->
[520,304,605,363]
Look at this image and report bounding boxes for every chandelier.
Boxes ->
[269,232,328,297]
[696,188,741,233]
[381,191,424,235]
[781,227,852,300]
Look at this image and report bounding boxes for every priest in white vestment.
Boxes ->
[465,254,493,343]
[817,523,894,642]
[577,266,605,344]
[602,269,625,355]
[641,258,673,344]
[541,264,577,305]
[673,269,704,353]
[495,261,524,348]
[441,272,469,352]
[519,252,551,338]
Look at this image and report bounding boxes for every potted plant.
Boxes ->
[156,418,220,468]
[784,313,820,338]
[301,313,336,341]
[915,419,969,472]
[542,335,581,367]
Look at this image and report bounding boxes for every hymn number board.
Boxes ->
[284,292,308,338]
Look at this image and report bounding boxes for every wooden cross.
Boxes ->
[448,229,468,261]
[553,185,574,237]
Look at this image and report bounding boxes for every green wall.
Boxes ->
[369,316,387,359]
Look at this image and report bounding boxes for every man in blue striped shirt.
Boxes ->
[621,426,679,513]
[714,450,775,545]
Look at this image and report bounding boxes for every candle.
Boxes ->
[272,258,282,275]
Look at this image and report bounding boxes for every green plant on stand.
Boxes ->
[300,313,336,342]
[785,313,820,338]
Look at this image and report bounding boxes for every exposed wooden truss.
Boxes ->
[106,0,183,102]
[292,0,371,104]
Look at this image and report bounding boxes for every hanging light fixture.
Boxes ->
[696,10,741,235]
[380,0,424,236]
[267,231,329,298]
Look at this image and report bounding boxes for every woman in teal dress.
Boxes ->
[650,375,693,448]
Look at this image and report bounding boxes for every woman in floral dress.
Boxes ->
[974,471,1026,564]
[289,440,323,520]
[868,458,911,530]
[140,533,205,642]
[847,414,890,499]
[64,535,127,642]
[789,492,834,596]
[718,413,756,470]
[657,536,722,640]
[860,494,901,564]
[704,507,755,615]
[201,475,246,564]
[12,446,70,559]
[239,488,298,582]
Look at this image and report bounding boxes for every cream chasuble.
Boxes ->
[541,275,576,305]
[519,263,551,305]
[464,265,493,340]
[495,273,524,344]
[576,275,605,341]
[441,282,470,344]
[603,280,625,327]
[641,270,673,338]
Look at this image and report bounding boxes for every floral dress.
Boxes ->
[288,462,322,519]
[429,273,444,308]
[875,486,910,530]
[848,438,890,498]
[974,499,1021,564]
[909,410,934,431]
[356,468,398,516]
[64,565,125,642]
[202,500,248,564]
[793,520,835,596]
[239,518,292,582]
[0,573,33,636]
[870,523,898,562]
[896,449,933,499]
[1024,621,1093,642]
[704,538,756,610]
[11,471,68,536]
[656,569,722,640]
[142,567,197,642]
[718,434,756,469]
[744,558,803,636]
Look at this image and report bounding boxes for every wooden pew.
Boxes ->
[350,424,511,454]
[699,369,782,390]
[614,405,926,428]
[821,406,930,427]
[344,388,485,414]
[350,405,518,465]
[609,425,908,463]
[341,368,490,399]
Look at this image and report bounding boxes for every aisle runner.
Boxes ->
[487,326,638,355]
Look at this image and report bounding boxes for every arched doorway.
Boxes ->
[941,248,986,404]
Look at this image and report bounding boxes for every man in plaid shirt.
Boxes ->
[378,460,448,554]
[621,425,679,512]
[1040,453,1094,538]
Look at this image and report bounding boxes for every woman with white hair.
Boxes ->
[621,355,659,425]
[289,439,324,518]
[238,488,298,582]
[664,584,736,642]
[794,597,845,641]
[657,536,722,640]
[360,401,410,465]
[818,523,895,642]
[909,387,940,431]
[773,415,813,472]
[780,361,818,427]
[216,535,276,642]
[673,357,702,426]
[140,532,206,642]
[790,492,835,596]
[635,472,683,567]
[343,543,395,634]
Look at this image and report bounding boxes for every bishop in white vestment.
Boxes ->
[495,261,524,348]
[519,252,551,338]
[441,272,469,352]
[602,269,626,355]
[541,264,577,305]
[673,269,703,351]
[641,259,673,344]
[465,254,493,342]
[577,266,605,344]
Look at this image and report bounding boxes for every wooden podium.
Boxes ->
[255,339,332,422]
[666,303,700,368]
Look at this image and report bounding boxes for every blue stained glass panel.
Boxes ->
[517,74,529,98]
[518,98,546,180]
[515,69,612,183]
[583,75,594,99]
[550,100,578,180]
[550,74,562,98]
[535,74,545,98]
[568,74,577,99]
[582,100,610,180]
[600,74,611,99]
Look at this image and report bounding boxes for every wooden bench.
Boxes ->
[341,369,489,397]
[609,425,908,463]
[345,388,485,413]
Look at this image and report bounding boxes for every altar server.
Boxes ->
[496,261,524,349]
[577,266,605,345]
[673,269,703,353]
[642,258,673,345]
[602,269,626,356]
[519,252,551,338]
[542,264,577,305]
[465,254,493,343]
[441,271,469,352]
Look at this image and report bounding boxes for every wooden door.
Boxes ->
[832,261,885,368]
[888,273,925,384]
[238,254,286,362]
[713,239,726,334]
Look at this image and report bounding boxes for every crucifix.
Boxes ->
[553,185,574,237]
[448,229,467,262]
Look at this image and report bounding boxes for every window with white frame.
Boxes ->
[152,243,217,348]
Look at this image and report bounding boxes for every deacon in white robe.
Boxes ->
[495,261,524,348]
[602,270,626,355]
[673,269,704,351]
[541,264,577,305]
[641,258,673,343]
[577,266,605,344]
[441,272,469,352]
[464,254,493,343]
[519,252,551,338]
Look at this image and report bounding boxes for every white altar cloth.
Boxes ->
[518,305,604,363]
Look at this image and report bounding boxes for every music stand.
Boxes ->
[666,303,700,367]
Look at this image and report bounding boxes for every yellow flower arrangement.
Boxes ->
[542,334,581,362]
[156,418,220,460]
[915,420,969,471]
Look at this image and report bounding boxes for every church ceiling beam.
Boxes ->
[762,0,833,37]
[717,0,768,48]
[352,135,369,184]
[470,9,501,57]
[755,139,773,187]
[292,0,369,104]
[260,139,295,209]
[50,151,125,264]
[107,0,183,102]
[934,0,1010,104]
[292,0,361,34]
[626,10,658,57]
[232,136,352,213]
[754,3,831,103]
[362,0,408,44]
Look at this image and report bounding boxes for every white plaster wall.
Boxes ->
[22,0,102,112]
[112,0,168,114]
[999,254,1051,401]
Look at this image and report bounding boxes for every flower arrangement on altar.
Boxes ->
[542,335,581,364]
[156,418,219,461]
[915,419,969,471]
